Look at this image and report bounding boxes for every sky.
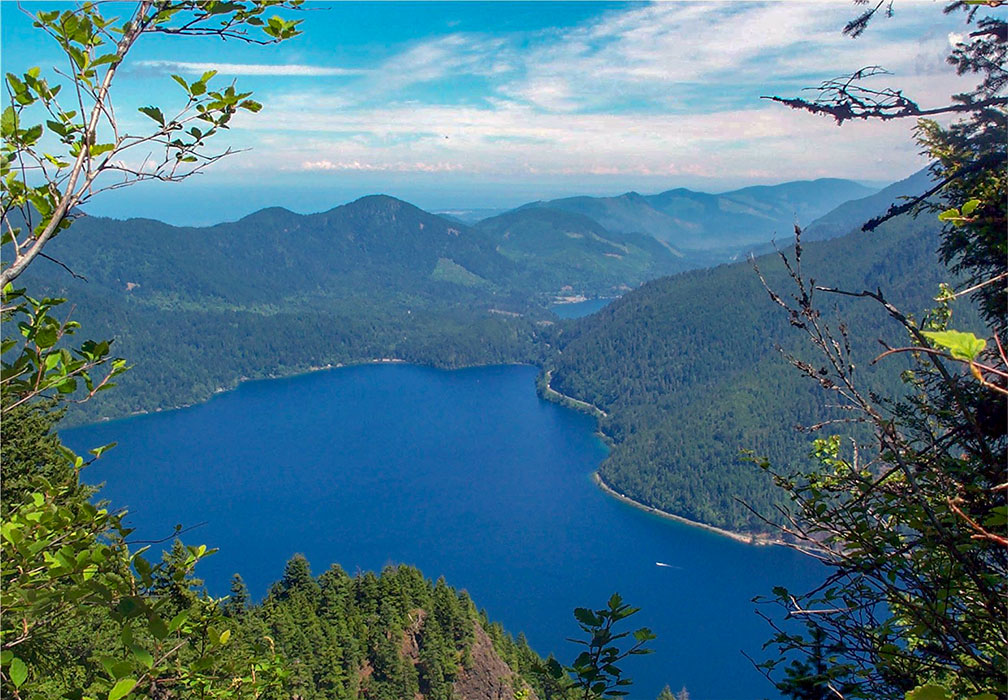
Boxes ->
[1,1,978,224]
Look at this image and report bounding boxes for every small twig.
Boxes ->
[39,251,88,281]
[947,498,1008,547]
[126,521,208,545]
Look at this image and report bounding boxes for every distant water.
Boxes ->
[66,364,821,699]
[551,297,612,318]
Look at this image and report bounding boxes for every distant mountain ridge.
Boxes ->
[15,169,930,429]
[802,168,934,241]
[474,206,688,297]
[512,178,878,252]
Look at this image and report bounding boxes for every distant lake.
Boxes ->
[65,364,820,699]
[551,297,612,318]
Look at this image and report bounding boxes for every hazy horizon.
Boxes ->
[2,2,970,225]
[72,170,899,227]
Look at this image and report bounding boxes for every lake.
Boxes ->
[65,363,821,699]
[551,297,613,318]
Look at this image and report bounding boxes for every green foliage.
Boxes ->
[920,329,986,361]
[223,559,548,700]
[757,4,1006,697]
[1,3,304,699]
[1,286,128,411]
[0,396,289,700]
[2,1,303,288]
[555,594,654,700]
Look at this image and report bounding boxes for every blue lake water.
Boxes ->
[551,298,613,318]
[65,364,821,700]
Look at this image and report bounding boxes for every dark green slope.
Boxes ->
[517,191,681,246]
[30,195,516,308]
[515,178,876,253]
[475,207,687,297]
[545,211,961,532]
[18,196,555,424]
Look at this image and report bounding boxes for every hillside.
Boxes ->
[543,210,967,532]
[231,558,550,700]
[17,196,553,423]
[31,195,517,307]
[802,168,933,241]
[474,207,687,297]
[516,178,876,254]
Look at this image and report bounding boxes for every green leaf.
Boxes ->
[148,614,168,640]
[168,610,189,632]
[960,198,980,215]
[921,330,987,362]
[573,607,601,627]
[905,685,950,700]
[138,106,164,126]
[89,442,117,459]
[9,657,28,688]
[108,677,137,700]
[1,107,17,136]
[89,142,115,157]
[937,208,959,222]
[130,644,153,669]
[35,325,58,349]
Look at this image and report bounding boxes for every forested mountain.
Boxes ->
[28,195,517,306]
[474,207,687,297]
[227,558,553,700]
[20,193,675,423]
[17,196,557,423]
[514,178,876,253]
[802,168,933,241]
[543,209,969,532]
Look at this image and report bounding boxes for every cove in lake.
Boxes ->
[66,364,821,699]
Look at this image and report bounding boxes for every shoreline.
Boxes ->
[592,472,784,547]
[538,369,784,548]
[540,369,608,419]
[90,357,412,426]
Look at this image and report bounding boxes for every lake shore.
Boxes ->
[592,472,785,547]
[98,357,410,425]
[538,369,785,547]
[540,369,608,419]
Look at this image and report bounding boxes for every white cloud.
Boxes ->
[497,2,968,112]
[230,97,926,184]
[213,2,980,188]
[137,60,367,77]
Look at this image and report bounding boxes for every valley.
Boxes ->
[21,170,946,542]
